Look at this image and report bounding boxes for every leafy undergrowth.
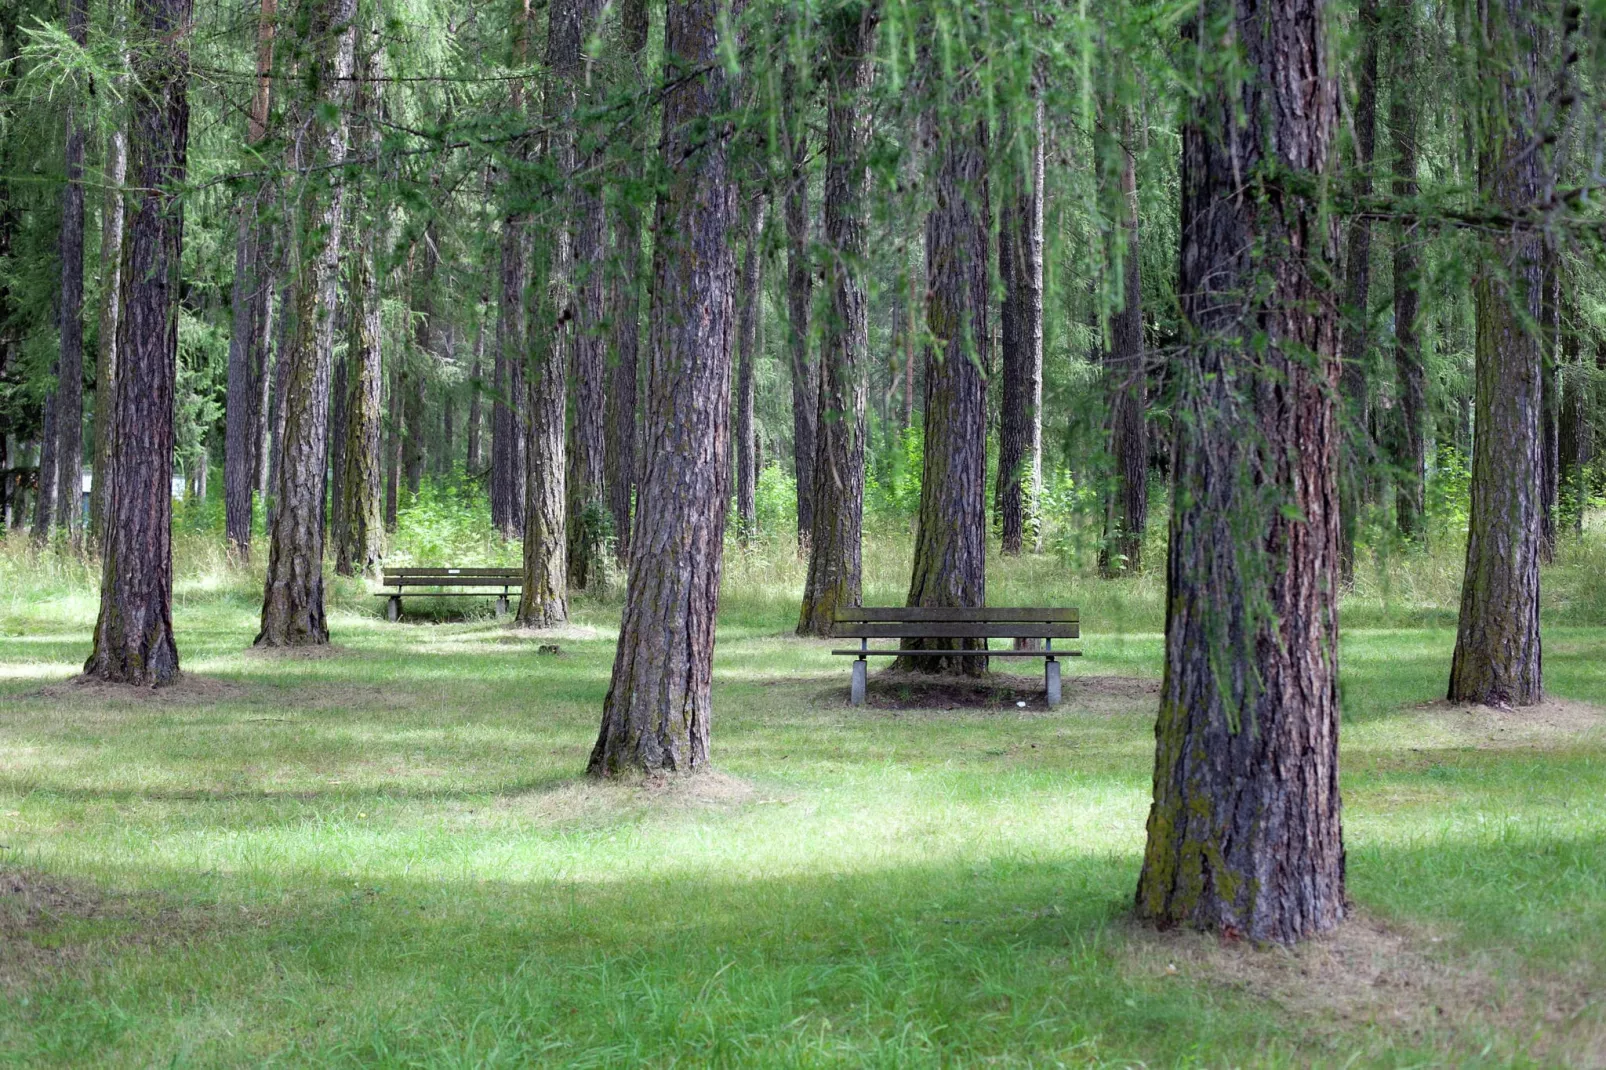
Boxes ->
[0,539,1603,1066]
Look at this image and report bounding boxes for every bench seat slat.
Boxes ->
[830,649,1083,657]
[374,592,517,597]
[836,623,1080,640]
[382,577,524,588]
[833,607,1078,623]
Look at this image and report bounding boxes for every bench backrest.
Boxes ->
[382,567,522,587]
[832,606,1079,640]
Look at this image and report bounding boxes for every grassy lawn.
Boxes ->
[0,545,1603,1067]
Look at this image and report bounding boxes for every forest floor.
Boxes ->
[0,546,1604,1067]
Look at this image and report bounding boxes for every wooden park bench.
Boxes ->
[377,567,522,621]
[832,607,1081,707]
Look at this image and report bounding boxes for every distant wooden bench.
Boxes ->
[377,567,521,621]
[831,607,1081,707]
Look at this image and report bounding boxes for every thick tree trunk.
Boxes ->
[782,57,816,548]
[1390,0,1424,541]
[589,0,741,777]
[1134,0,1345,945]
[997,93,1044,559]
[90,125,126,546]
[1099,111,1146,576]
[1337,0,1378,585]
[84,0,191,685]
[896,106,989,676]
[734,194,765,545]
[256,0,357,648]
[797,2,876,636]
[1448,0,1547,707]
[224,0,278,556]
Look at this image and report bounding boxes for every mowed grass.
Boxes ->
[0,540,1603,1067]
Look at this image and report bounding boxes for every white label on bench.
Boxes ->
[448,569,460,574]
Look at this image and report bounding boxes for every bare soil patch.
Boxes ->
[1122,911,1602,1060]
[0,867,191,990]
[242,643,353,661]
[501,771,776,826]
[859,671,1158,714]
[1410,698,1606,748]
[33,673,246,704]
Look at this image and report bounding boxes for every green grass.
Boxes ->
[0,536,1604,1067]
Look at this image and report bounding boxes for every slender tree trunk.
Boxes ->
[1099,110,1146,576]
[225,0,277,556]
[384,359,401,530]
[1558,295,1586,538]
[997,92,1044,559]
[404,237,434,498]
[782,57,816,548]
[84,0,191,685]
[90,125,126,546]
[1538,251,1559,563]
[256,0,357,647]
[589,0,742,776]
[1390,0,1424,541]
[33,393,57,540]
[798,2,877,636]
[734,194,765,545]
[1337,0,1378,585]
[1135,0,1345,945]
[492,1,533,541]
[466,303,484,472]
[1448,0,1548,707]
[896,102,990,676]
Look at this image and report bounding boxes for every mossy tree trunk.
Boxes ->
[798,1,877,636]
[84,0,192,685]
[896,103,990,676]
[1099,109,1145,577]
[1134,0,1346,946]
[1447,0,1549,708]
[256,0,357,648]
[589,0,741,776]
[997,91,1043,560]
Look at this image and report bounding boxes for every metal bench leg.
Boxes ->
[387,596,401,623]
[851,657,867,706]
[495,594,510,619]
[1045,657,1061,707]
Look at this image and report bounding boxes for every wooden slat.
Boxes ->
[381,576,524,588]
[832,607,1078,623]
[384,567,520,578]
[373,592,514,597]
[830,649,1083,657]
[835,623,1080,640]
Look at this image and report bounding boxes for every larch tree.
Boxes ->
[1134,0,1346,945]
[896,57,990,676]
[997,89,1043,559]
[1099,108,1145,576]
[589,0,742,776]
[1539,252,1559,563]
[48,0,90,547]
[84,0,193,685]
[224,0,279,556]
[734,192,766,545]
[1389,0,1424,540]
[797,0,878,636]
[492,0,534,540]
[256,0,358,647]
[781,50,817,548]
[1447,0,1557,707]
[466,301,484,472]
[90,119,127,545]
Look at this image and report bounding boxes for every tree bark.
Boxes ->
[782,57,816,548]
[48,0,91,547]
[466,303,484,472]
[1538,251,1558,563]
[1099,110,1145,576]
[33,390,57,541]
[1389,0,1424,540]
[734,194,765,545]
[1558,294,1586,538]
[896,103,990,676]
[224,0,278,556]
[1134,0,1345,945]
[90,124,126,546]
[589,0,742,777]
[492,1,533,541]
[256,0,357,647]
[384,358,401,530]
[404,234,435,498]
[84,0,191,685]
[798,1,876,636]
[1448,0,1547,707]
[998,92,1044,559]
[1337,0,1379,585]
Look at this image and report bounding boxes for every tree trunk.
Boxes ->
[256,0,357,648]
[797,2,876,636]
[336,37,383,577]
[1099,110,1145,576]
[466,304,484,472]
[90,125,126,546]
[404,237,434,498]
[1558,295,1586,538]
[384,359,401,530]
[1337,0,1378,585]
[734,194,765,545]
[33,390,57,541]
[997,92,1044,559]
[896,104,989,676]
[782,57,816,548]
[1538,252,1558,563]
[224,0,278,556]
[1448,0,1547,707]
[589,0,742,777]
[84,0,191,685]
[1134,0,1345,946]
[493,221,528,538]
[1390,0,1424,540]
